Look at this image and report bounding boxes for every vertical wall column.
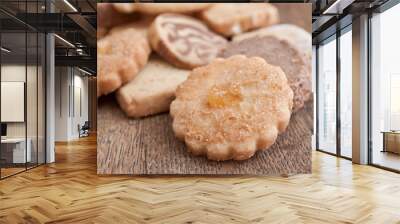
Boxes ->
[46,33,55,163]
[312,45,317,150]
[88,77,97,132]
[54,67,71,141]
[352,14,369,164]
[54,67,91,141]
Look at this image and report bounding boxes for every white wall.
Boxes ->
[55,67,70,141]
[1,64,46,164]
[1,65,26,138]
[72,74,89,138]
[54,67,89,141]
[1,65,39,138]
[1,82,25,122]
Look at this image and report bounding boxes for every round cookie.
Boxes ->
[148,13,227,69]
[233,24,311,63]
[112,3,137,14]
[170,55,293,161]
[97,28,151,97]
[97,27,108,39]
[113,3,212,14]
[200,3,279,37]
[220,36,311,112]
[98,3,138,29]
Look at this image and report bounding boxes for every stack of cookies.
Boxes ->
[98,3,312,161]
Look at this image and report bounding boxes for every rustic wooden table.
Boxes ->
[97,95,313,175]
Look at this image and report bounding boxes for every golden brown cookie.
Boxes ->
[113,3,212,14]
[200,3,279,37]
[220,36,311,112]
[148,13,227,69]
[97,28,151,97]
[170,55,293,161]
[98,3,138,29]
[97,27,108,39]
[116,55,189,118]
[112,3,137,14]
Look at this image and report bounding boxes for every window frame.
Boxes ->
[315,24,353,161]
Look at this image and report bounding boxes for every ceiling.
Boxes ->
[310,0,392,44]
[0,0,96,74]
[0,0,95,14]
[1,32,45,65]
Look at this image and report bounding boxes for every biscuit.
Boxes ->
[148,13,227,69]
[116,55,189,118]
[233,24,311,62]
[200,3,279,37]
[170,55,293,161]
[113,3,212,14]
[220,36,311,112]
[98,3,138,29]
[97,27,108,39]
[97,28,151,97]
[112,3,137,14]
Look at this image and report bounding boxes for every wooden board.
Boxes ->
[97,94,313,175]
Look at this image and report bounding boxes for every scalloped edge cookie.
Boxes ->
[97,28,151,97]
[200,3,279,37]
[170,55,293,161]
[113,3,212,14]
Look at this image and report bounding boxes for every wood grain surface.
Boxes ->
[97,94,313,175]
[97,4,313,175]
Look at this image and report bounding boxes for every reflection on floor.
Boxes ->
[0,163,42,178]
[0,167,25,178]
[341,147,352,158]
[0,135,400,223]
[373,150,400,171]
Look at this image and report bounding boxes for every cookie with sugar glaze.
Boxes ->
[170,55,293,161]
[98,3,138,29]
[97,28,151,97]
[113,3,212,14]
[200,3,279,37]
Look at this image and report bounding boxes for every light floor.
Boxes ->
[0,135,400,223]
